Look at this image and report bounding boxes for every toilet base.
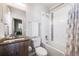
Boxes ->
[35,47,47,56]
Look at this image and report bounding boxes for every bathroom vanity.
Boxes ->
[0,37,30,56]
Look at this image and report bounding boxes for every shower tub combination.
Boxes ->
[42,41,65,56]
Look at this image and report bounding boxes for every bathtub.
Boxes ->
[42,41,65,56]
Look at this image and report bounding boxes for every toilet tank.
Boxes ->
[32,37,41,48]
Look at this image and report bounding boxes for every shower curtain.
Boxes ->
[65,3,79,56]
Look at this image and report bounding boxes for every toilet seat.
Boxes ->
[35,47,47,56]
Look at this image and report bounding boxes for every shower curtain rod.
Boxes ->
[49,3,64,11]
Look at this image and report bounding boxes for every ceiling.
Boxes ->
[6,3,26,11]
[6,3,62,11]
[40,3,61,8]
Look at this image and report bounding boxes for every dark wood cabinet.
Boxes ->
[0,38,30,56]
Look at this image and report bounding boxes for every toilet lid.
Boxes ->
[35,47,47,56]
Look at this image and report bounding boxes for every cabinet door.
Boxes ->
[3,44,16,56]
[0,46,4,55]
[19,42,28,56]
[24,42,29,56]
[0,41,29,56]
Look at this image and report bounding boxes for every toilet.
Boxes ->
[32,37,47,56]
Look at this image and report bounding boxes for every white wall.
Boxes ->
[41,12,51,42]
[0,3,49,39]
[0,23,4,38]
[25,3,50,41]
[0,4,2,21]
[0,4,5,38]
[3,5,12,35]
[0,5,3,38]
[0,4,26,37]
